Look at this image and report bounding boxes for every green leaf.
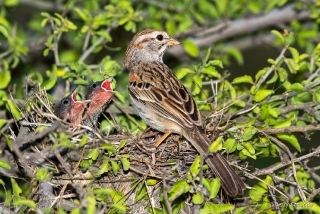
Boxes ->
[276,134,301,152]
[168,180,190,201]
[286,32,295,45]
[5,0,19,7]
[79,134,88,147]
[199,202,235,214]
[192,191,204,205]
[101,143,116,154]
[0,70,11,89]
[268,106,280,118]
[70,208,81,214]
[250,85,257,94]
[249,175,272,202]
[240,148,256,160]
[278,67,288,82]
[119,139,127,150]
[109,90,122,102]
[0,26,10,39]
[241,142,255,155]
[36,168,49,181]
[74,79,89,85]
[206,60,224,68]
[296,202,320,213]
[74,8,89,21]
[11,178,22,196]
[111,160,119,175]
[209,178,221,199]
[120,158,130,171]
[234,207,247,214]
[258,102,269,121]
[299,53,309,61]
[165,20,176,35]
[255,68,268,81]
[266,72,278,84]
[183,39,199,58]
[96,31,112,42]
[96,160,109,176]
[146,178,158,186]
[308,180,315,188]
[42,77,57,90]
[290,83,304,91]
[232,75,253,84]
[267,58,276,65]
[253,90,274,102]
[6,100,22,120]
[271,30,285,44]
[0,159,11,170]
[13,198,37,209]
[285,58,299,74]
[110,203,127,213]
[202,177,221,199]
[192,75,202,95]
[223,80,236,99]
[65,20,77,30]
[124,21,135,31]
[288,47,300,63]
[209,136,223,153]
[86,195,96,214]
[175,68,193,79]
[201,66,221,78]
[242,127,257,141]
[225,47,243,65]
[136,182,147,202]
[43,48,49,56]
[273,115,295,128]
[41,12,51,18]
[189,155,201,177]
[223,138,237,153]
[88,148,99,161]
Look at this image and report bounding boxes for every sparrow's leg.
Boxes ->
[154,130,172,147]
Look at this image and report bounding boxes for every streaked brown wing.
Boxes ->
[128,61,202,129]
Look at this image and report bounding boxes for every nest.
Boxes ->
[1,80,245,213]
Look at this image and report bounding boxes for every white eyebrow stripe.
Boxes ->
[134,31,169,45]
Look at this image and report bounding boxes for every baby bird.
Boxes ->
[55,89,88,125]
[82,78,115,131]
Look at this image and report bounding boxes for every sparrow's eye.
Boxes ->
[63,100,69,105]
[156,34,163,41]
[92,83,97,88]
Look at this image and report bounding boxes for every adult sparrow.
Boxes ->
[54,90,88,125]
[82,78,115,129]
[124,29,246,196]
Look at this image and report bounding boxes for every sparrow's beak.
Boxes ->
[167,38,181,46]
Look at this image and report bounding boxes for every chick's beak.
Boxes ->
[101,77,115,93]
[167,38,180,46]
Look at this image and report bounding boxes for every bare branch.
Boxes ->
[252,146,320,176]
[168,5,309,57]
[260,125,320,135]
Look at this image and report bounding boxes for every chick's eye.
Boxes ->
[156,34,163,41]
[63,100,69,105]
[92,83,97,88]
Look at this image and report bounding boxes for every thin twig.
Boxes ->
[252,145,320,176]
[113,99,144,131]
[78,21,118,62]
[266,137,307,201]
[248,47,287,104]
